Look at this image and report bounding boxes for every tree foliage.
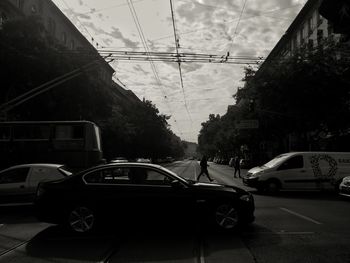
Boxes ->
[198,39,350,162]
[0,16,184,160]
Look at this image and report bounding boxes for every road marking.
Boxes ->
[280,207,323,225]
[277,230,314,235]
[0,240,29,257]
[0,202,33,207]
[196,239,205,263]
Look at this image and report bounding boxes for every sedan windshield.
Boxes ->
[58,166,73,177]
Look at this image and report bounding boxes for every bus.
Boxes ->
[0,121,104,171]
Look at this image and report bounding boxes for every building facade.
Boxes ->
[0,0,114,85]
[260,0,340,70]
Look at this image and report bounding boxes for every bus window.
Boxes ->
[94,125,101,151]
[0,126,11,141]
[54,125,84,140]
[13,125,50,140]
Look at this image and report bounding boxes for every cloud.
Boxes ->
[109,27,139,49]
[133,65,150,75]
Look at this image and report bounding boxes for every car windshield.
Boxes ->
[262,154,293,168]
[157,165,189,185]
[58,166,73,177]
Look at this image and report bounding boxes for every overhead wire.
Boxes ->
[228,0,248,53]
[126,0,183,137]
[151,4,303,42]
[60,0,99,46]
[169,0,194,133]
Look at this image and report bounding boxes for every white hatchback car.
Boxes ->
[0,164,71,205]
[339,176,350,198]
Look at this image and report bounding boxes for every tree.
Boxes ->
[0,17,185,160]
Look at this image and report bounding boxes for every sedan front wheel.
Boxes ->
[214,204,239,230]
[68,206,95,233]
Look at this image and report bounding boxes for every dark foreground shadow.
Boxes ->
[251,190,345,201]
[25,220,267,262]
[0,205,38,224]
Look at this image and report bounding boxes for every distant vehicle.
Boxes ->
[35,163,255,233]
[339,176,350,198]
[110,157,128,163]
[229,158,234,167]
[0,121,104,171]
[136,158,151,163]
[240,159,252,169]
[165,157,174,162]
[243,152,350,193]
[0,163,71,204]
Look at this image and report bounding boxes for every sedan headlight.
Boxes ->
[240,194,252,202]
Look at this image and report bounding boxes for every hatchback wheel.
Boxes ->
[214,204,239,230]
[68,206,95,233]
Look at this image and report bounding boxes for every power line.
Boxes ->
[151,4,304,42]
[170,0,193,133]
[126,0,183,137]
[60,0,100,48]
[228,0,248,53]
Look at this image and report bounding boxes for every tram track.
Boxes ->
[0,239,30,258]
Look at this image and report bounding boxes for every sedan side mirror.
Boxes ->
[170,179,183,189]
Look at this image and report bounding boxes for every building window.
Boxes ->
[317,29,324,45]
[48,18,56,36]
[308,39,314,50]
[70,40,75,50]
[62,32,67,45]
[292,35,298,51]
[316,10,323,26]
[300,28,305,46]
[308,17,314,35]
[327,23,334,36]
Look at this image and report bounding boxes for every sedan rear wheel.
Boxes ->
[68,206,95,233]
[214,204,239,230]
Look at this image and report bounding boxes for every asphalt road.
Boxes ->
[0,160,350,262]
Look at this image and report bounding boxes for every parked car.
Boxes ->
[0,164,71,204]
[243,152,350,193]
[136,158,151,163]
[109,157,128,163]
[339,176,350,198]
[240,159,252,169]
[35,163,255,233]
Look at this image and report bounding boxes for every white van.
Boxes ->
[243,152,350,193]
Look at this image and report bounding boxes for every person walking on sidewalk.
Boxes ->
[197,155,213,182]
[234,155,241,178]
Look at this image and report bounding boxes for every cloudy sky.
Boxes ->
[52,0,308,142]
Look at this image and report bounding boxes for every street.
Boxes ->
[0,160,350,263]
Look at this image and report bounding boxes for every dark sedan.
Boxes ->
[35,163,254,233]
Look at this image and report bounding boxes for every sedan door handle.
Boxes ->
[20,185,25,189]
[300,170,306,173]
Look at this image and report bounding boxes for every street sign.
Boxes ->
[235,120,259,129]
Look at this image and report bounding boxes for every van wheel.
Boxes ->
[266,180,280,194]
